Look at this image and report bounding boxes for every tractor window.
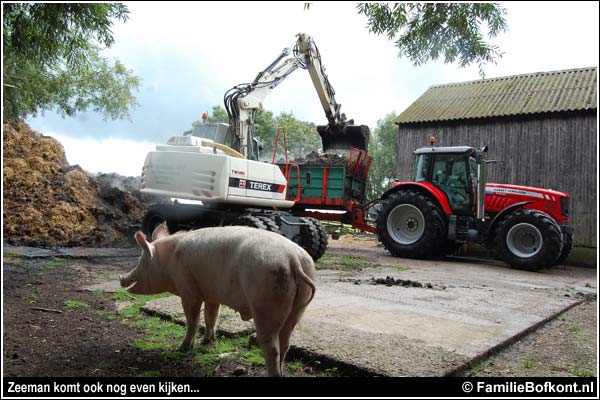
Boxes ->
[414,154,432,182]
[431,154,470,212]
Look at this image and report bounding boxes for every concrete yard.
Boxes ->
[129,243,597,377]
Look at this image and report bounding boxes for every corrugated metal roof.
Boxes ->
[396,67,597,124]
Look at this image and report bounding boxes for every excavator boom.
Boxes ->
[225,33,369,158]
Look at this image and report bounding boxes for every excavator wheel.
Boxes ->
[299,217,328,261]
[256,215,282,235]
[234,214,268,230]
[141,204,178,237]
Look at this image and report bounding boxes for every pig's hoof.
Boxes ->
[201,335,216,344]
[178,343,193,352]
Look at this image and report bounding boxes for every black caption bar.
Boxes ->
[3,377,597,398]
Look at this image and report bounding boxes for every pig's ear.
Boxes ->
[135,231,154,258]
[151,222,170,242]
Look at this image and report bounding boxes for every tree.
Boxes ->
[274,111,321,160]
[191,106,321,160]
[2,3,140,120]
[366,113,399,200]
[357,3,508,76]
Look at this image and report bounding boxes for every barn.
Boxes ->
[394,66,597,250]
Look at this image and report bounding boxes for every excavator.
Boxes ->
[139,33,369,260]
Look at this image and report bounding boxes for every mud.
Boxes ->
[291,151,347,166]
[340,276,445,289]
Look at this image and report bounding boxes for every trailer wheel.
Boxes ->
[494,209,562,270]
[299,217,328,261]
[553,227,573,266]
[376,190,446,258]
[141,205,177,236]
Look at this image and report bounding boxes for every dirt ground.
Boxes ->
[1,254,343,378]
[467,300,597,377]
[2,248,596,378]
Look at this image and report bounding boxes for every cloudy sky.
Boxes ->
[26,1,599,176]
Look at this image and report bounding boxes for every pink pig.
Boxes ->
[119,223,316,377]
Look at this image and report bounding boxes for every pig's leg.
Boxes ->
[278,285,311,374]
[253,311,285,377]
[179,298,202,352]
[202,302,220,343]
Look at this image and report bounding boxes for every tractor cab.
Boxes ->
[413,145,487,216]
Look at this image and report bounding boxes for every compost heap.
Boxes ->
[3,120,154,247]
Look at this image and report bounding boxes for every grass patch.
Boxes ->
[35,257,66,277]
[136,371,161,378]
[64,300,88,309]
[111,290,136,301]
[287,360,303,372]
[241,345,266,367]
[3,252,24,259]
[568,324,583,333]
[585,283,593,288]
[521,355,534,369]
[391,264,410,272]
[468,356,496,376]
[93,310,117,321]
[569,369,595,377]
[29,292,40,301]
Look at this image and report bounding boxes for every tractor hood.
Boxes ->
[485,183,569,200]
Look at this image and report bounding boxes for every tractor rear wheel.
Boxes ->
[377,190,447,258]
[553,227,573,266]
[494,209,562,270]
[299,217,328,261]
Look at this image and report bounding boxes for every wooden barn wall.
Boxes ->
[395,111,597,247]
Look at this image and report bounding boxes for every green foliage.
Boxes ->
[2,3,140,120]
[366,113,398,200]
[357,3,508,77]
[273,111,321,159]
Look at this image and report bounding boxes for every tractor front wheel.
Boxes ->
[377,190,447,258]
[494,209,562,270]
[553,226,573,266]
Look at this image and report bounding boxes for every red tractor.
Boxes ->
[376,142,572,270]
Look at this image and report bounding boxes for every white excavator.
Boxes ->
[139,33,370,260]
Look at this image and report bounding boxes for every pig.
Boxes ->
[119,223,316,377]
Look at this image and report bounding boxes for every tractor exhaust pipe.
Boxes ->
[476,146,489,221]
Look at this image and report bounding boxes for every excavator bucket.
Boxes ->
[317,124,370,153]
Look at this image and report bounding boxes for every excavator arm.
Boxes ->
[224,33,369,159]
